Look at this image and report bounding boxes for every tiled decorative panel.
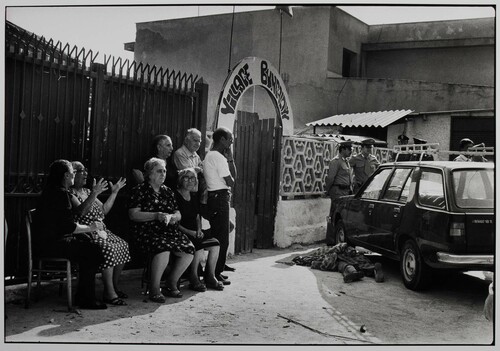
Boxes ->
[280,136,394,198]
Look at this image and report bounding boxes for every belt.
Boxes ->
[333,184,351,190]
[208,189,230,194]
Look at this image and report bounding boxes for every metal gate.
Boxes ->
[5,21,208,281]
[233,111,282,253]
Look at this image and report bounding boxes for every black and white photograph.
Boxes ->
[2,0,497,349]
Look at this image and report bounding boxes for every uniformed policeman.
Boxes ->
[325,141,353,246]
[349,138,380,193]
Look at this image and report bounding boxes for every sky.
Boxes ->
[4,2,496,64]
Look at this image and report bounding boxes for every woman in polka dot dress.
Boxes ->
[128,157,194,303]
[69,161,131,306]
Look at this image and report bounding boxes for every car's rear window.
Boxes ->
[452,169,494,209]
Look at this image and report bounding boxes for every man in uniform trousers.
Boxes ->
[349,138,380,193]
[325,141,353,246]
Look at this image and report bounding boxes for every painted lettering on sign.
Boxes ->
[215,57,294,135]
[260,60,290,120]
[220,63,253,115]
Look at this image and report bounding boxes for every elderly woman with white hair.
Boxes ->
[174,168,224,291]
[128,157,194,302]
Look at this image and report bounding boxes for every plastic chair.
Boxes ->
[25,209,77,311]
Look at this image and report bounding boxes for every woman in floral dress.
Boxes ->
[128,157,194,303]
[70,161,131,306]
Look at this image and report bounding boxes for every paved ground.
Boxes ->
[4,245,374,347]
[3,244,494,350]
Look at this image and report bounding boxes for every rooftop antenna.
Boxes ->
[276,6,293,73]
[228,6,235,73]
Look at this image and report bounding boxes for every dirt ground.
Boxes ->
[3,244,494,350]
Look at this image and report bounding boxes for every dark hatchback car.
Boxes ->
[331,161,494,290]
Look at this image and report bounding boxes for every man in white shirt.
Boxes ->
[203,127,236,285]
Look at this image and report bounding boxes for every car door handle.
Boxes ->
[368,204,375,209]
[393,207,400,217]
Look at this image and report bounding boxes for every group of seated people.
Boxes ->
[34,128,226,309]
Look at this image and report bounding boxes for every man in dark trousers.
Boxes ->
[203,127,237,285]
[325,141,353,246]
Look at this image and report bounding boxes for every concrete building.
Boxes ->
[129,6,494,142]
[127,6,495,249]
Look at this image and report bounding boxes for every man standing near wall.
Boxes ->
[325,141,353,246]
[349,138,380,193]
[203,127,237,285]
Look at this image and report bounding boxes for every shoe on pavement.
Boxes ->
[374,262,385,282]
[216,275,231,285]
[224,265,236,272]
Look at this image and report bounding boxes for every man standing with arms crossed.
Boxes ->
[203,127,236,285]
[325,141,353,246]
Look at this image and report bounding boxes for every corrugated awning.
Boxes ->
[316,134,387,145]
[306,109,414,128]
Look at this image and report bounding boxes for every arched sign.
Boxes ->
[215,57,294,135]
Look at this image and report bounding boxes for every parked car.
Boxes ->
[331,161,494,290]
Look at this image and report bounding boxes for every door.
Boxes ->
[371,168,413,253]
[233,111,282,252]
[345,168,393,245]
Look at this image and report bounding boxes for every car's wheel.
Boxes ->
[334,220,347,245]
[400,239,431,290]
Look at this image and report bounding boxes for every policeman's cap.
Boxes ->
[361,138,376,146]
[459,138,474,148]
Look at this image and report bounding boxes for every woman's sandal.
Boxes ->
[205,281,224,291]
[189,282,207,292]
[164,288,183,298]
[103,297,127,306]
[115,290,128,299]
[149,293,166,303]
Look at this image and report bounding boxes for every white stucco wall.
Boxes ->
[387,114,451,152]
[274,197,330,248]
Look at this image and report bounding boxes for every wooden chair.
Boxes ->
[25,209,77,311]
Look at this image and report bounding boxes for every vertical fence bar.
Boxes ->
[89,62,105,175]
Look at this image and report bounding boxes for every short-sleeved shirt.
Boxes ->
[349,153,380,186]
[325,156,353,197]
[203,150,231,191]
[173,190,220,251]
[454,154,470,162]
[173,144,202,170]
